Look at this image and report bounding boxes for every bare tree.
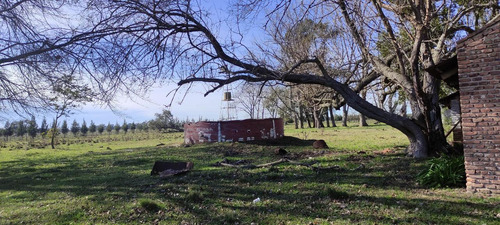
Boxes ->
[0,0,159,115]
[175,0,496,157]
[262,87,283,118]
[237,83,264,119]
[270,15,345,129]
[2,0,498,158]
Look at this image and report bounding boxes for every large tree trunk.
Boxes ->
[290,86,299,129]
[423,73,452,156]
[299,105,304,129]
[359,114,368,127]
[325,108,330,127]
[285,74,428,158]
[329,105,337,127]
[319,108,325,128]
[359,90,368,127]
[312,107,325,129]
[306,109,312,128]
[313,107,320,129]
[293,112,299,129]
[342,105,348,127]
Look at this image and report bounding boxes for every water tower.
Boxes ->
[220,86,237,121]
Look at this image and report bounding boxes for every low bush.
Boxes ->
[417,156,466,188]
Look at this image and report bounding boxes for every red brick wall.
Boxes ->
[457,18,500,194]
[184,118,284,144]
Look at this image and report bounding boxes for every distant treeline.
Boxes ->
[0,109,192,140]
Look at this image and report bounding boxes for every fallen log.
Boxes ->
[219,158,289,169]
[214,158,364,173]
[216,158,320,169]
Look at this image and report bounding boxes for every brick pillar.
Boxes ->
[457,19,500,194]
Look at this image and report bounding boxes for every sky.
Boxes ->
[65,0,263,125]
[1,0,355,126]
[46,82,231,125]
[2,82,231,126]
[1,0,262,126]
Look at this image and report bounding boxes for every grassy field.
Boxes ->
[0,122,498,224]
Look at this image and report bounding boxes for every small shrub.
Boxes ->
[138,199,163,212]
[417,156,465,188]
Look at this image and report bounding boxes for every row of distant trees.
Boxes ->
[0,110,185,140]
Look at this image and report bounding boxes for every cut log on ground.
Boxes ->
[214,158,363,173]
[219,158,290,169]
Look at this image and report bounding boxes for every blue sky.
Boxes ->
[1,83,225,126]
[0,0,285,126]
[57,83,226,125]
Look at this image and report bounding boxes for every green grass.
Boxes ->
[285,121,408,152]
[0,123,498,224]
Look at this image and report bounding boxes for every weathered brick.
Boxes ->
[485,185,498,190]
[468,182,485,188]
[465,166,483,171]
[458,17,500,194]
[491,189,500,194]
[473,153,484,157]
[483,175,498,180]
[476,188,493,194]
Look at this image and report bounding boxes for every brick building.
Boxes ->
[184,118,284,145]
[457,16,500,194]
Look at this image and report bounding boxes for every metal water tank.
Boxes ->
[223,92,232,101]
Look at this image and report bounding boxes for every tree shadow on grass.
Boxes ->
[0,148,166,196]
[0,145,497,224]
[157,167,498,224]
[245,136,316,147]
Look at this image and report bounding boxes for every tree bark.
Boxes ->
[293,112,299,129]
[283,74,428,158]
[325,107,330,127]
[359,114,368,127]
[359,90,368,127]
[51,118,58,149]
[306,109,312,128]
[290,86,299,129]
[423,72,452,155]
[299,105,304,129]
[318,108,325,128]
[399,100,407,117]
[313,106,324,129]
[329,105,337,127]
[342,105,348,127]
